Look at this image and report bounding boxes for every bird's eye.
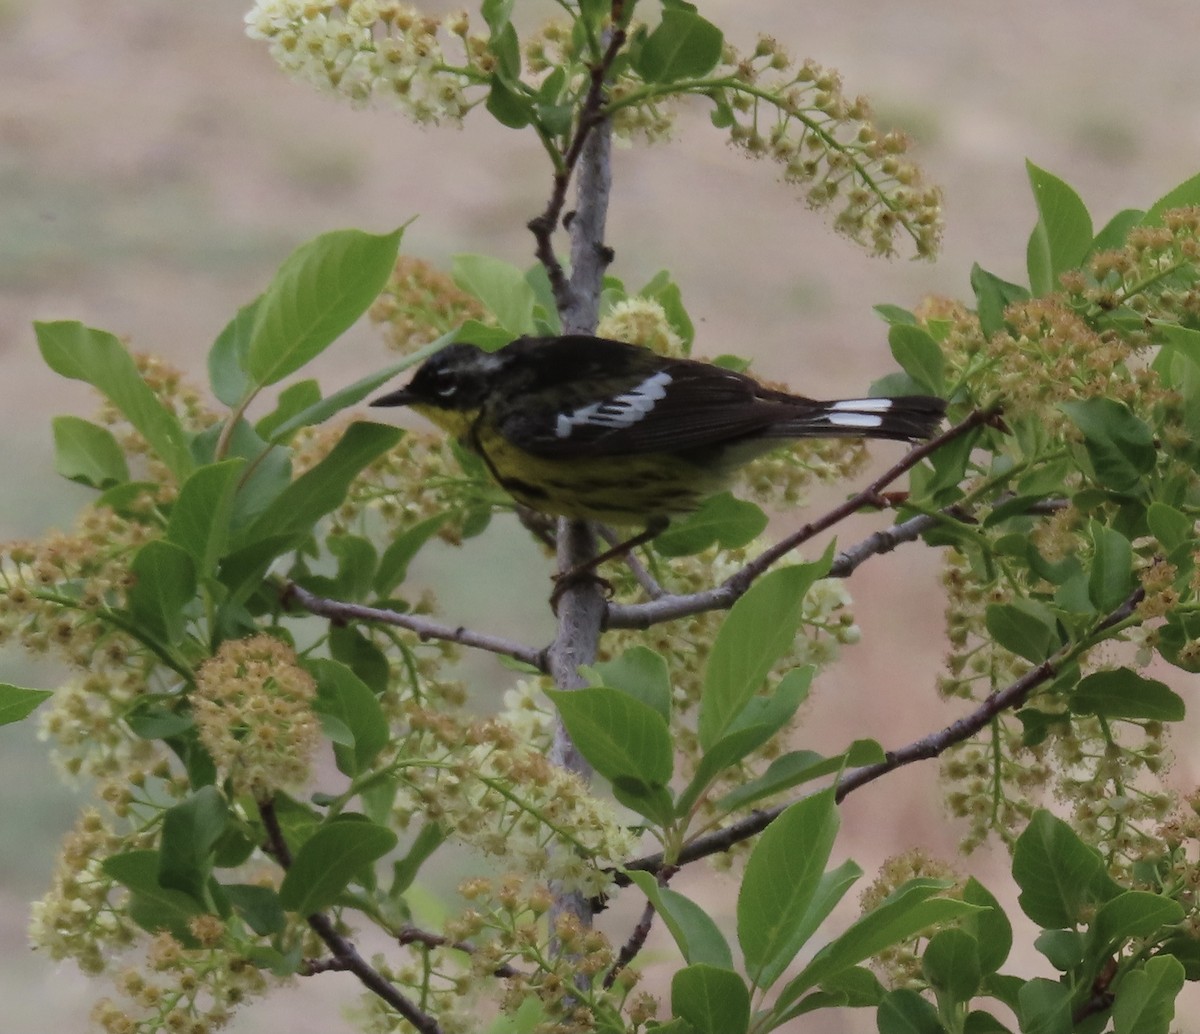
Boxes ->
[425,371,457,398]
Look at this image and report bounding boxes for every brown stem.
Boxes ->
[282,581,547,671]
[258,798,443,1034]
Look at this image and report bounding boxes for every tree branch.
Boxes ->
[282,581,547,671]
[258,798,443,1034]
[615,585,1144,882]
[540,6,624,947]
[606,407,999,630]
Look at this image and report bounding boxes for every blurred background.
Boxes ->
[2,1,1199,1030]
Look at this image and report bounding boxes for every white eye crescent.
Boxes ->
[435,383,457,398]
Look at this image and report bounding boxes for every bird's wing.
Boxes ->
[495,361,804,458]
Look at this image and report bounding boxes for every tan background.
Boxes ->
[2,1,1199,1031]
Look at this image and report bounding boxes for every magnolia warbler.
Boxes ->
[371,333,945,544]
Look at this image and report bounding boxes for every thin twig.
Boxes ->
[607,407,999,630]
[397,925,524,980]
[603,899,657,989]
[829,496,1068,578]
[598,524,666,599]
[282,581,547,671]
[527,1,626,312]
[614,585,1144,882]
[258,798,443,1034]
[602,864,677,988]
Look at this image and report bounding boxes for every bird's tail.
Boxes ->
[767,395,947,442]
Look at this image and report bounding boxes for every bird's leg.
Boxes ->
[549,517,668,611]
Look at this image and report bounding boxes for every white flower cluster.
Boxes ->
[245,0,481,122]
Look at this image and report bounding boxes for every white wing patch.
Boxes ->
[555,370,673,439]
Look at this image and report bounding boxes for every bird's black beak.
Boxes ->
[369,386,417,408]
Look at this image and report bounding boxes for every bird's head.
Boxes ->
[371,342,508,435]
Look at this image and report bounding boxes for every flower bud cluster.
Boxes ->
[370,256,486,353]
[245,1,488,123]
[710,40,942,257]
[859,850,961,988]
[192,634,321,799]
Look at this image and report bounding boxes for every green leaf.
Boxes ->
[970,264,1030,338]
[480,0,513,33]
[877,989,944,1034]
[922,928,982,1004]
[546,687,674,798]
[633,9,723,83]
[678,666,812,814]
[874,303,918,326]
[241,422,402,544]
[158,786,229,905]
[51,415,130,488]
[1071,667,1185,722]
[391,822,447,897]
[328,534,378,600]
[1087,522,1133,612]
[35,321,193,478]
[716,740,885,813]
[738,790,840,990]
[246,228,404,387]
[452,254,535,336]
[308,659,389,777]
[1059,398,1156,493]
[128,540,198,646]
[1012,810,1120,928]
[255,379,323,441]
[671,965,749,1034]
[962,878,1011,975]
[1111,955,1185,1034]
[1158,610,1200,673]
[1025,161,1093,295]
[588,646,672,723]
[1146,502,1193,551]
[223,884,286,936]
[487,74,533,128]
[166,459,246,577]
[1034,929,1084,971]
[1090,208,1145,254]
[278,818,398,915]
[888,324,945,394]
[653,493,767,557]
[103,850,204,944]
[985,600,1060,663]
[699,551,831,750]
[193,419,292,533]
[208,298,260,407]
[1143,171,1200,225]
[269,334,451,443]
[774,881,982,1014]
[1016,978,1073,1034]
[375,513,449,596]
[626,871,733,969]
[1093,892,1184,953]
[0,684,54,725]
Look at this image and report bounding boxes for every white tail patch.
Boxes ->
[555,370,673,438]
[826,411,885,429]
[830,398,894,412]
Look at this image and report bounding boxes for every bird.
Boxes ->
[370,334,946,573]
